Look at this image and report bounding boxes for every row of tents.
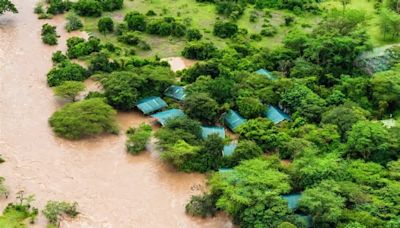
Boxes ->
[135,69,290,157]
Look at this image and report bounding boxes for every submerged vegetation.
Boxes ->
[3,0,397,226]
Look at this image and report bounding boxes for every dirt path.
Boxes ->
[0,1,231,227]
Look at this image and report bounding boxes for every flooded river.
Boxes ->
[0,1,231,227]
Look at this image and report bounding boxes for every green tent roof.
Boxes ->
[164,85,186,101]
[282,193,301,210]
[201,126,225,139]
[151,109,185,126]
[264,105,291,124]
[224,110,246,132]
[136,96,167,115]
[222,143,237,157]
[255,68,276,80]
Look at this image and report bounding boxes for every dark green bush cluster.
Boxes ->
[47,60,89,86]
[125,124,152,154]
[65,13,83,32]
[213,21,238,38]
[147,17,186,37]
[66,36,101,58]
[181,42,218,60]
[185,193,218,218]
[98,16,114,34]
[74,0,123,17]
[41,23,58,45]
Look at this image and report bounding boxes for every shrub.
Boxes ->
[66,36,101,58]
[213,21,238,38]
[99,0,123,11]
[124,11,147,31]
[46,0,67,15]
[74,0,102,17]
[98,16,114,34]
[181,42,218,60]
[34,2,44,14]
[65,13,83,32]
[43,201,79,225]
[185,193,218,218]
[236,97,264,119]
[126,124,152,154]
[89,53,117,73]
[49,98,119,139]
[47,60,88,86]
[117,31,140,45]
[53,81,85,102]
[231,140,263,165]
[41,23,58,45]
[186,28,202,41]
[51,51,67,64]
[146,17,186,37]
[183,93,219,123]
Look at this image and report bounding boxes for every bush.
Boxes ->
[41,23,58,45]
[52,51,67,64]
[34,2,44,14]
[125,124,152,154]
[99,0,124,11]
[231,140,263,165]
[124,11,147,31]
[66,36,101,58]
[74,0,102,17]
[236,97,264,119]
[185,193,218,218]
[183,93,219,123]
[49,98,119,139]
[47,60,89,86]
[213,21,238,38]
[89,53,117,73]
[98,16,114,34]
[186,28,202,41]
[46,0,68,15]
[181,42,218,60]
[53,81,85,101]
[43,201,79,225]
[65,13,83,32]
[117,31,140,45]
[146,17,186,37]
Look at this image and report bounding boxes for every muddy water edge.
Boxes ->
[0,1,231,227]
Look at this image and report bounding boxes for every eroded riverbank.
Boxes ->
[0,1,231,227]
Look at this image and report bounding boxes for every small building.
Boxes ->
[136,96,167,115]
[264,105,291,124]
[164,85,186,101]
[151,109,185,126]
[223,110,246,132]
[201,126,225,139]
[255,68,276,80]
[222,143,237,157]
[282,193,302,210]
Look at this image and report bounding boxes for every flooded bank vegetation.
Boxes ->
[1,0,400,227]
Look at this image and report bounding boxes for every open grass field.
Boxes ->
[80,0,400,58]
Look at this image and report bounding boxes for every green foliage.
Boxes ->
[49,98,119,139]
[65,13,83,32]
[186,28,202,41]
[99,0,123,12]
[98,16,114,34]
[124,11,147,31]
[41,23,58,45]
[155,116,202,147]
[371,69,400,116]
[186,193,218,218]
[47,60,88,86]
[0,191,38,227]
[346,120,395,163]
[213,21,238,38]
[183,93,219,123]
[181,42,218,60]
[125,124,152,154]
[160,140,200,170]
[231,140,263,165]
[0,0,18,15]
[53,81,85,102]
[66,36,101,58]
[74,0,102,17]
[51,51,67,64]
[43,201,79,225]
[146,17,186,37]
[379,8,400,40]
[236,97,264,119]
[89,53,117,73]
[46,0,68,15]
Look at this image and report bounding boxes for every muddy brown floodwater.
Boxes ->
[0,1,232,227]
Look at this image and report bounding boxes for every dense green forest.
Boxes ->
[2,0,399,227]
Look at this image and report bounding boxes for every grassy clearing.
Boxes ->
[78,0,398,57]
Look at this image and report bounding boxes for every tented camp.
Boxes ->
[264,105,291,124]
[255,68,276,80]
[164,85,186,101]
[201,126,225,139]
[151,109,185,126]
[136,96,167,115]
[223,110,246,132]
[222,143,237,157]
[282,193,301,210]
